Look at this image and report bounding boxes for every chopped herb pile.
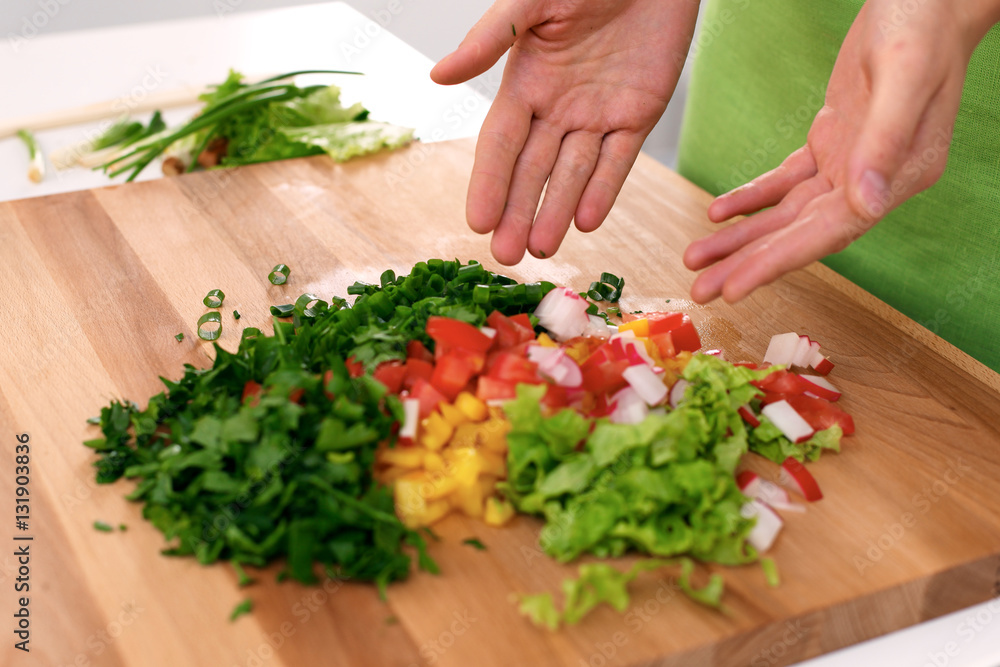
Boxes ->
[230,599,253,622]
[84,260,552,592]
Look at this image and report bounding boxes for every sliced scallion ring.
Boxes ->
[270,304,294,317]
[269,264,290,285]
[240,327,261,342]
[294,293,327,318]
[197,312,222,341]
[233,310,241,320]
[203,289,225,308]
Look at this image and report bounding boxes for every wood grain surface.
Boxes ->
[1,138,998,667]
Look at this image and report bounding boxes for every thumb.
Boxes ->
[847,45,938,220]
[431,0,538,85]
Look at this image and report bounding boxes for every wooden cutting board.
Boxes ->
[1,138,998,667]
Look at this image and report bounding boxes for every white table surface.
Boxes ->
[1,4,998,666]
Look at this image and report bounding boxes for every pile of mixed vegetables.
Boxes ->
[85,259,854,622]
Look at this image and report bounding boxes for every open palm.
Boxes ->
[683,0,980,303]
[432,0,699,264]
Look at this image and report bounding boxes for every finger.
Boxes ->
[708,146,817,222]
[525,130,603,259]
[720,190,859,302]
[574,131,646,234]
[685,175,831,273]
[466,92,531,237]
[847,45,940,219]
[487,120,563,264]
[431,0,540,85]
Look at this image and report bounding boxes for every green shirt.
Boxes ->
[678,0,1000,372]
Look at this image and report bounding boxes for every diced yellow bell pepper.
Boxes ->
[454,392,488,422]
[378,465,410,484]
[617,318,650,337]
[478,418,510,454]
[424,451,445,472]
[478,450,507,478]
[379,446,426,469]
[394,472,453,527]
[484,497,516,527]
[451,478,486,518]
[446,447,482,487]
[420,411,454,451]
[438,402,468,428]
[536,333,558,348]
[422,473,460,500]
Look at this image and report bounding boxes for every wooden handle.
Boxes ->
[0,85,205,140]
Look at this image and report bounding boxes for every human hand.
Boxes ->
[432,0,700,264]
[684,0,1000,303]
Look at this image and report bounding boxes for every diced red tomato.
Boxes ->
[620,312,644,323]
[345,355,365,378]
[786,395,855,436]
[407,340,434,363]
[242,380,262,407]
[431,352,476,400]
[588,393,618,418]
[426,316,493,354]
[409,378,448,418]
[489,352,541,384]
[509,313,534,331]
[476,376,519,402]
[580,356,629,395]
[648,333,676,359]
[541,384,569,410]
[372,361,407,394]
[487,310,536,349]
[753,370,809,395]
[402,358,434,391]
[645,312,701,352]
[322,370,334,400]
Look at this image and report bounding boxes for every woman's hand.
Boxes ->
[432,0,700,265]
[684,0,1000,303]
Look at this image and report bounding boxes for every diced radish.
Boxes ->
[779,457,823,501]
[738,404,760,427]
[622,364,668,406]
[792,336,814,367]
[399,398,420,439]
[702,349,724,358]
[669,379,690,408]
[761,400,815,443]
[807,341,821,365]
[585,314,615,338]
[763,332,800,366]
[737,472,805,513]
[609,386,649,424]
[798,375,841,401]
[479,326,497,340]
[811,355,835,376]
[527,346,583,388]
[736,470,759,491]
[741,500,783,553]
[534,287,591,341]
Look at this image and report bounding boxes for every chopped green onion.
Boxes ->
[93,521,114,532]
[197,312,222,341]
[230,599,253,621]
[233,310,241,320]
[86,416,101,425]
[462,537,486,551]
[203,289,225,308]
[269,264,290,285]
[270,304,295,317]
[174,333,184,342]
[17,129,45,183]
[240,327,261,342]
[294,293,327,319]
[118,524,127,531]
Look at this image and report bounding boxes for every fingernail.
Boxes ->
[858,170,888,218]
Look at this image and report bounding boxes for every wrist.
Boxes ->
[958,0,1000,46]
